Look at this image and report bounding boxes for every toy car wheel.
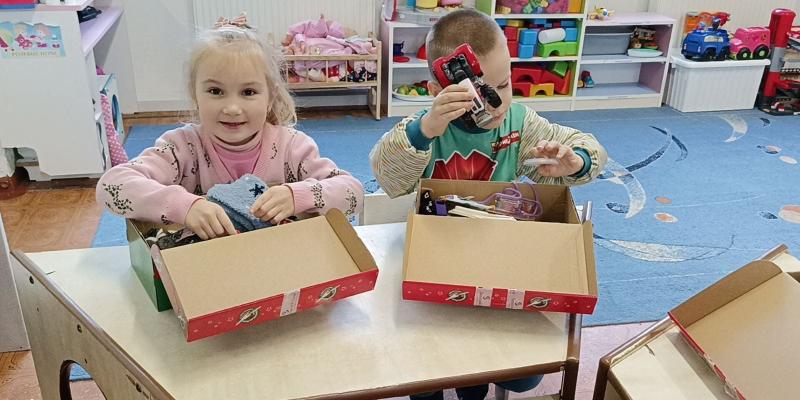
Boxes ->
[754,45,769,59]
[717,48,730,61]
[703,48,716,61]
[737,48,751,60]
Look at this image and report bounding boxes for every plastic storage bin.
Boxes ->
[666,55,770,112]
[583,26,632,55]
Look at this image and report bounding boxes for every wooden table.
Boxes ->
[593,245,800,400]
[593,318,730,400]
[12,223,581,400]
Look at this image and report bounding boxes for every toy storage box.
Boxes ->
[666,54,770,112]
[582,26,632,55]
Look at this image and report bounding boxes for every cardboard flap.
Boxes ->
[159,216,364,319]
[325,209,378,273]
[582,221,598,296]
[677,271,800,400]
[405,214,589,293]
[670,260,781,327]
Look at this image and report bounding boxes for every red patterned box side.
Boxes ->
[668,312,746,400]
[186,269,379,342]
[403,281,597,314]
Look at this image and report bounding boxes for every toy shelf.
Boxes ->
[585,13,675,27]
[34,0,92,11]
[580,54,667,64]
[381,6,675,116]
[80,5,122,56]
[494,13,584,20]
[575,83,660,98]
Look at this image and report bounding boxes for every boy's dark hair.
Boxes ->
[425,9,503,70]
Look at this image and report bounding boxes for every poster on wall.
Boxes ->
[0,21,65,59]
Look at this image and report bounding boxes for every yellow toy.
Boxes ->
[589,7,614,20]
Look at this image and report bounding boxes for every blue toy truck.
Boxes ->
[682,18,731,61]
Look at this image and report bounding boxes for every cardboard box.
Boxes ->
[147,209,378,342]
[402,179,597,314]
[669,254,800,400]
[127,220,173,311]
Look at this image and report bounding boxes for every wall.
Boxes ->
[113,0,798,112]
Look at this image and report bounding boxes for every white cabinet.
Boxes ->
[0,0,123,180]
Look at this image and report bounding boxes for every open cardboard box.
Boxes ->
[402,179,597,314]
[142,209,378,342]
[668,245,800,400]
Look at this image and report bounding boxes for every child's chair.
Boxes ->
[358,191,417,225]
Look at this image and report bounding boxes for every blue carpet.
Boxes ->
[91,109,800,327]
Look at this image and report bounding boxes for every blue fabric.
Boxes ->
[91,109,800,329]
[406,116,433,151]
[206,174,271,232]
[571,147,591,178]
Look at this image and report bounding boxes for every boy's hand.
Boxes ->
[531,140,585,178]
[420,85,475,139]
[251,185,296,224]
[185,199,237,240]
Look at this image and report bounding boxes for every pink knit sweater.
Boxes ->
[96,123,363,225]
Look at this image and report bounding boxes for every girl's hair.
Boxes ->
[187,26,296,126]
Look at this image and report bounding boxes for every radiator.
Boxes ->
[192,0,380,39]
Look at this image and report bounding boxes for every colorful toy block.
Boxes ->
[534,19,547,25]
[560,20,577,27]
[518,43,535,58]
[512,66,545,83]
[537,41,579,57]
[519,29,538,45]
[522,3,533,14]
[541,69,573,95]
[507,39,519,57]
[531,83,555,96]
[497,6,512,14]
[504,26,519,41]
[539,28,566,44]
[549,61,570,77]
[507,19,524,28]
[496,19,508,26]
[512,82,533,97]
[564,27,578,42]
[568,0,582,13]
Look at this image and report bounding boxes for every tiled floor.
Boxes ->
[0,112,654,400]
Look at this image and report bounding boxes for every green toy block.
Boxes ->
[537,41,579,58]
[475,0,494,15]
[522,3,534,14]
[549,61,570,77]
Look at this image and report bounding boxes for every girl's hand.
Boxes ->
[185,199,237,240]
[531,140,585,178]
[251,185,295,224]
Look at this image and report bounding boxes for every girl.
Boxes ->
[96,14,363,239]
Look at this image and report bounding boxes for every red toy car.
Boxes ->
[729,27,770,59]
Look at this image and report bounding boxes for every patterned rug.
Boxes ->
[91,108,800,327]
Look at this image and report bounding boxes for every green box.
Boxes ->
[127,220,172,311]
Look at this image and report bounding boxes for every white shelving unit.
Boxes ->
[575,13,675,110]
[381,3,675,117]
[0,0,124,180]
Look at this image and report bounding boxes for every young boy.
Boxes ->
[371,9,607,201]
[370,9,607,400]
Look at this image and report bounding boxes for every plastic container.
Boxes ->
[583,26,632,55]
[666,54,770,112]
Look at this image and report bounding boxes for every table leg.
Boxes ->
[11,251,171,400]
